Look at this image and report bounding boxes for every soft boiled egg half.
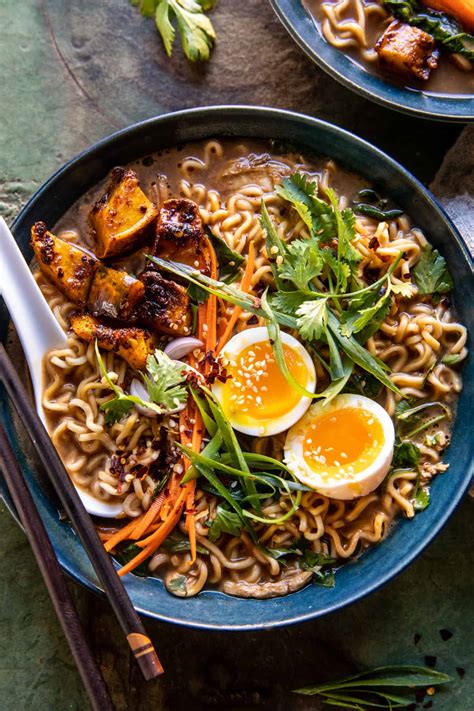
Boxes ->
[284,394,395,500]
[213,327,316,436]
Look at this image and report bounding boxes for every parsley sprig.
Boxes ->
[95,342,187,424]
[131,0,218,61]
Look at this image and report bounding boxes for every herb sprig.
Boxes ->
[131,0,218,61]
[95,342,187,424]
[294,664,453,708]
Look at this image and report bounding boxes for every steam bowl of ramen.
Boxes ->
[1,106,472,629]
[269,0,474,120]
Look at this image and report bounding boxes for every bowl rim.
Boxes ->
[2,105,473,630]
[268,0,474,122]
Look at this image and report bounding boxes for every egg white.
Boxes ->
[213,327,316,437]
[284,394,395,500]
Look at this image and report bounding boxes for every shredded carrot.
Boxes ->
[109,237,224,576]
[217,240,255,353]
[135,487,188,550]
[117,487,188,577]
[104,515,146,553]
[129,491,165,541]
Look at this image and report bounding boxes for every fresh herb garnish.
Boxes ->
[392,440,421,469]
[167,574,187,594]
[294,664,453,708]
[412,244,453,297]
[382,0,474,58]
[207,503,243,541]
[161,532,209,554]
[114,543,151,576]
[207,228,244,283]
[131,0,218,62]
[95,342,187,424]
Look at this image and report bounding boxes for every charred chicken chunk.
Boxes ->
[136,271,192,336]
[153,198,211,274]
[70,312,157,370]
[90,167,158,259]
[31,222,98,305]
[375,21,439,81]
[87,265,145,321]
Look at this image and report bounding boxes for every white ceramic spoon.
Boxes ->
[0,218,123,518]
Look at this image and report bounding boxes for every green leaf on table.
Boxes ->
[131,0,217,61]
[412,245,453,296]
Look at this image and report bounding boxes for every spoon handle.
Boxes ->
[0,218,67,412]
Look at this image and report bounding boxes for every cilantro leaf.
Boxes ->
[101,397,136,425]
[392,440,421,469]
[142,350,188,411]
[169,0,216,61]
[412,487,430,512]
[131,0,217,62]
[296,299,328,341]
[155,0,175,56]
[279,239,324,290]
[167,575,187,593]
[340,288,390,337]
[412,245,453,296]
[207,503,243,542]
[276,173,336,241]
[95,343,187,424]
[270,289,308,315]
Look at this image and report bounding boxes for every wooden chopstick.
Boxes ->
[0,424,115,711]
[0,344,164,681]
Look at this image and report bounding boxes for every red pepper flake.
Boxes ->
[368,236,380,250]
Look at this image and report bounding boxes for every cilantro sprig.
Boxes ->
[131,0,218,61]
[412,244,453,298]
[95,342,187,425]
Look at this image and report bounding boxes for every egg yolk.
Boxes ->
[222,341,309,425]
[303,407,384,477]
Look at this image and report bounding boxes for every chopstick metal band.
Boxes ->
[0,425,115,711]
[127,632,163,677]
[0,344,164,680]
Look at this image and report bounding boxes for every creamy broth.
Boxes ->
[304,0,474,95]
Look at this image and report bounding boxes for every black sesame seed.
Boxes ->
[456,667,465,678]
[414,633,422,645]
[425,656,437,668]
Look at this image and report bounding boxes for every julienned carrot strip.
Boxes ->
[129,490,165,541]
[117,488,189,576]
[135,487,188,550]
[217,240,255,353]
[104,515,146,552]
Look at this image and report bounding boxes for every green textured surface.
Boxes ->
[0,1,472,710]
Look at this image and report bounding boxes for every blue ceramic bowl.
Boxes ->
[269,0,474,122]
[1,107,473,629]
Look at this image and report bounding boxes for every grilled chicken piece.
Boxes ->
[375,21,439,80]
[136,270,192,336]
[90,167,158,259]
[70,312,157,370]
[153,198,211,274]
[31,222,98,305]
[88,265,145,321]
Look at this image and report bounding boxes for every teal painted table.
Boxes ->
[0,1,472,709]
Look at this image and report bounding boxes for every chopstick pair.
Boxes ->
[0,424,115,711]
[0,345,164,686]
